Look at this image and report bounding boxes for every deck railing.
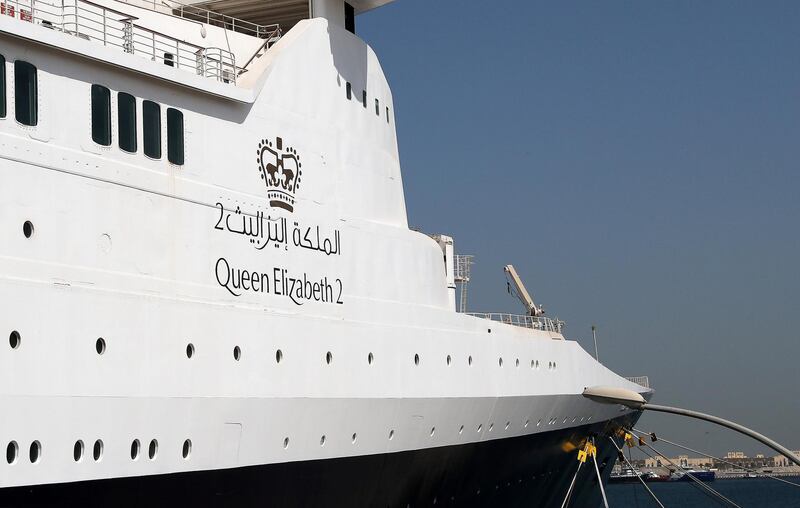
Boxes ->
[625,376,650,388]
[0,0,250,83]
[467,312,565,334]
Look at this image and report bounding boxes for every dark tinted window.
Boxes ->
[14,61,37,126]
[346,82,351,100]
[362,90,367,108]
[375,98,379,116]
[91,85,111,146]
[0,54,5,118]
[344,2,355,33]
[142,100,161,159]
[166,108,184,166]
[118,93,136,152]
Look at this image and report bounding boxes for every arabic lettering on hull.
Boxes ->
[214,204,341,256]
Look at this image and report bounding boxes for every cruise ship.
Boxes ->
[0,0,651,505]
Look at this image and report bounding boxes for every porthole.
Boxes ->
[351,433,357,444]
[530,360,534,369]
[233,346,241,361]
[28,441,41,463]
[563,417,568,424]
[186,343,195,359]
[320,435,326,447]
[368,352,374,364]
[388,430,394,440]
[498,357,503,367]
[553,362,557,370]
[458,425,464,435]
[477,424,483,433]
[283,437,289,449]
[468,356,473,366]
[73,440,84,462]
[23,220,34,238]
[95,338,106,355]
[515,358,519,368]
[93,440,103,461]
[524,420,529,428]
[326,351,333,364]
[130,439,140,460]
[536,360,540,369]
[6,441,18,464]
[446,355,451,366]
[414,354,419,366]
[148,439,158,460]
[505,421,510,430]
[430,427,435,437]
[9,330,21,349]
[276,349,283,363]
[182,439,192,459]
[488,423,494,432]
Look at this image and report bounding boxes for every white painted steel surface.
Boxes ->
[0,1,648,490]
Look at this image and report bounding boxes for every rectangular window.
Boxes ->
[91,85,111,146]
[386,106,390,124]
[0,54,5,118]
[375,98,379,116]
[142,100,161,159]
[344,2,355,33]
[118,92,137,153]
[362,90,367,109]
[14,60,37,126]
[167,107,184,166]
[346,82,351,100]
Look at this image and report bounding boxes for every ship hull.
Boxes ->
[0,413,638,508]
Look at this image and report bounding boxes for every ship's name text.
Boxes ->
[215,257,343,306]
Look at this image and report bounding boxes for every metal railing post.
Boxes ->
[102,7,106,45]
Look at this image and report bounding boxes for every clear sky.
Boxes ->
[359,1,800,458]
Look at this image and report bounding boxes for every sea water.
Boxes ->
[606,477,800,507]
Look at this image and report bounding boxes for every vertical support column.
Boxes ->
[435,235,457,312]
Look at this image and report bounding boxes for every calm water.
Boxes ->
[606,477,800,507]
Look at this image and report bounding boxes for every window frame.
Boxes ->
[117,92,137,153]
[0,54,6,119]
[14,60,37,127]
[166,107,184,166]
[91,84,112,146]
[142,100,161,160]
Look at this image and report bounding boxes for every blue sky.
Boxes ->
[360,1,800,457]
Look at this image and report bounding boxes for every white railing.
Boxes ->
[467,312,565,334]
[625,376,650,388]
[1,0,241,83]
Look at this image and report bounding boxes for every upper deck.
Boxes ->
[0,0,392,89]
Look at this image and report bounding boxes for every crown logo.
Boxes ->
[256,137,302,212]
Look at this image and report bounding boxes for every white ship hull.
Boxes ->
[0,1,649,505]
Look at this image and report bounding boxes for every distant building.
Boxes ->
[644,454,712,469]
[715,455,773,470]
[774,451,800,468]
[726,451,746,459]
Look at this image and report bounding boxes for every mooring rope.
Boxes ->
[608,436,666,508]
[633,427,800,489]
[591,437,610,508]
[559,460,583,508]
[629,430,742,508]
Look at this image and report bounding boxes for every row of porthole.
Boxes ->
[5,438,191,465]
[217,344,558,371]
[6,414,595,465]
[8,332,560,372]
[280,414,594,450]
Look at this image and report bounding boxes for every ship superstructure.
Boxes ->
[0,0,650,506]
